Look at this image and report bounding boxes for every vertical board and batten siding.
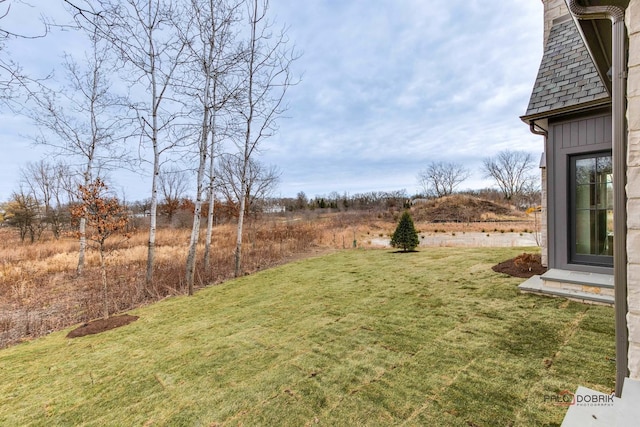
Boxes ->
[554,114,611,148]
[547,111,613,274]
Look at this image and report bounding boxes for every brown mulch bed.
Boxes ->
[66,314,139,338]
[492,253,547,278]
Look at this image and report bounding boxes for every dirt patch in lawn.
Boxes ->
[67,314,139,338]
[492,253,547,278]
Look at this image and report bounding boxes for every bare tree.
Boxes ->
[179,0,243,294]
[418,161,470,198]
[20,160,71,238]
[482,150,537,203]
[233,0,297,276]
[27,27,125,274]
[94,0,188,287]
[295,191,307,210]
[518,180,542,210]
[158,166,189,224]
[216,153,281,216]
[2,188,43,243]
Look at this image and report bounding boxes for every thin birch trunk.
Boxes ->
[203,124,216,271]
[234,181,247,277]
[185,101,210,294]
[233,0,294,275]
[77,161,94,275]
[146,9,159,288]
[185,171,205,294]
[234,0,257,278]
[146,148,159,287]
[77,216,87,275]
[100,246,108,319]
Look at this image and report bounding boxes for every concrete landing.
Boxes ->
[518,274,614,306]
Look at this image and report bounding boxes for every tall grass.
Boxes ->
[0,211,536,348]
[0,218,324,348]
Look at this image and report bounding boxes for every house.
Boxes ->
[520,0,640,422]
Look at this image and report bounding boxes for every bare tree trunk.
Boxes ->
[99,245,108,319]
[233,0,296,275]
[77,165,93,275]
[234,0,257,278]
[181,0,241,280]
[235,77,252,278]
[234,183,247,277]
[77,217,87,275]
[185,191,203,294]
[90,1,187,289]
[146,148,159,287]
[146,15,160,288]
[185,109,209,294]
[203,142,216,271]
[184,0,227,293]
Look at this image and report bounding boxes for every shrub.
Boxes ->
[390,211,420,252]
[514,253,539,272]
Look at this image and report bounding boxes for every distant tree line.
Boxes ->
[416,150,540,209]
[275,190,412,213]
[0,159,281,241]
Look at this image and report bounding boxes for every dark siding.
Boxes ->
[547,111,613,274]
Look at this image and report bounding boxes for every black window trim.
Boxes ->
[568,150,614,268]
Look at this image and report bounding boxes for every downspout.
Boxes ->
[528,121,548,267]
[529,121,548,138]
[567,0,628,398]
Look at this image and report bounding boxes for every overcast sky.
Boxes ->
[0,0,544,201]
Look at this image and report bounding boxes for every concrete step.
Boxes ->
[542,268,614,289]
[541,269,614,298]
[519,275,614,306]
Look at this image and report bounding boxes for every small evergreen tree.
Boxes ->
[391,211,420,252]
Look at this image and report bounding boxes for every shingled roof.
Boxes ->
[522,15,609,121]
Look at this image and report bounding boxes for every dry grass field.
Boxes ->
[0,206,536,348]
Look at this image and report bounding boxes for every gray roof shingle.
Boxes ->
[523,17,609,119]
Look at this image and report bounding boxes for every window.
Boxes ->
[570,152,613,266]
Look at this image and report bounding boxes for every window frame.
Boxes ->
[568,150,614,267]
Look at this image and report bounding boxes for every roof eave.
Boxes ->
[520,97,611,124]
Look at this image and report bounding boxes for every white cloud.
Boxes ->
[1,0,545,200]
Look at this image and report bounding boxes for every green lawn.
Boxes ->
[0,248,615,426]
